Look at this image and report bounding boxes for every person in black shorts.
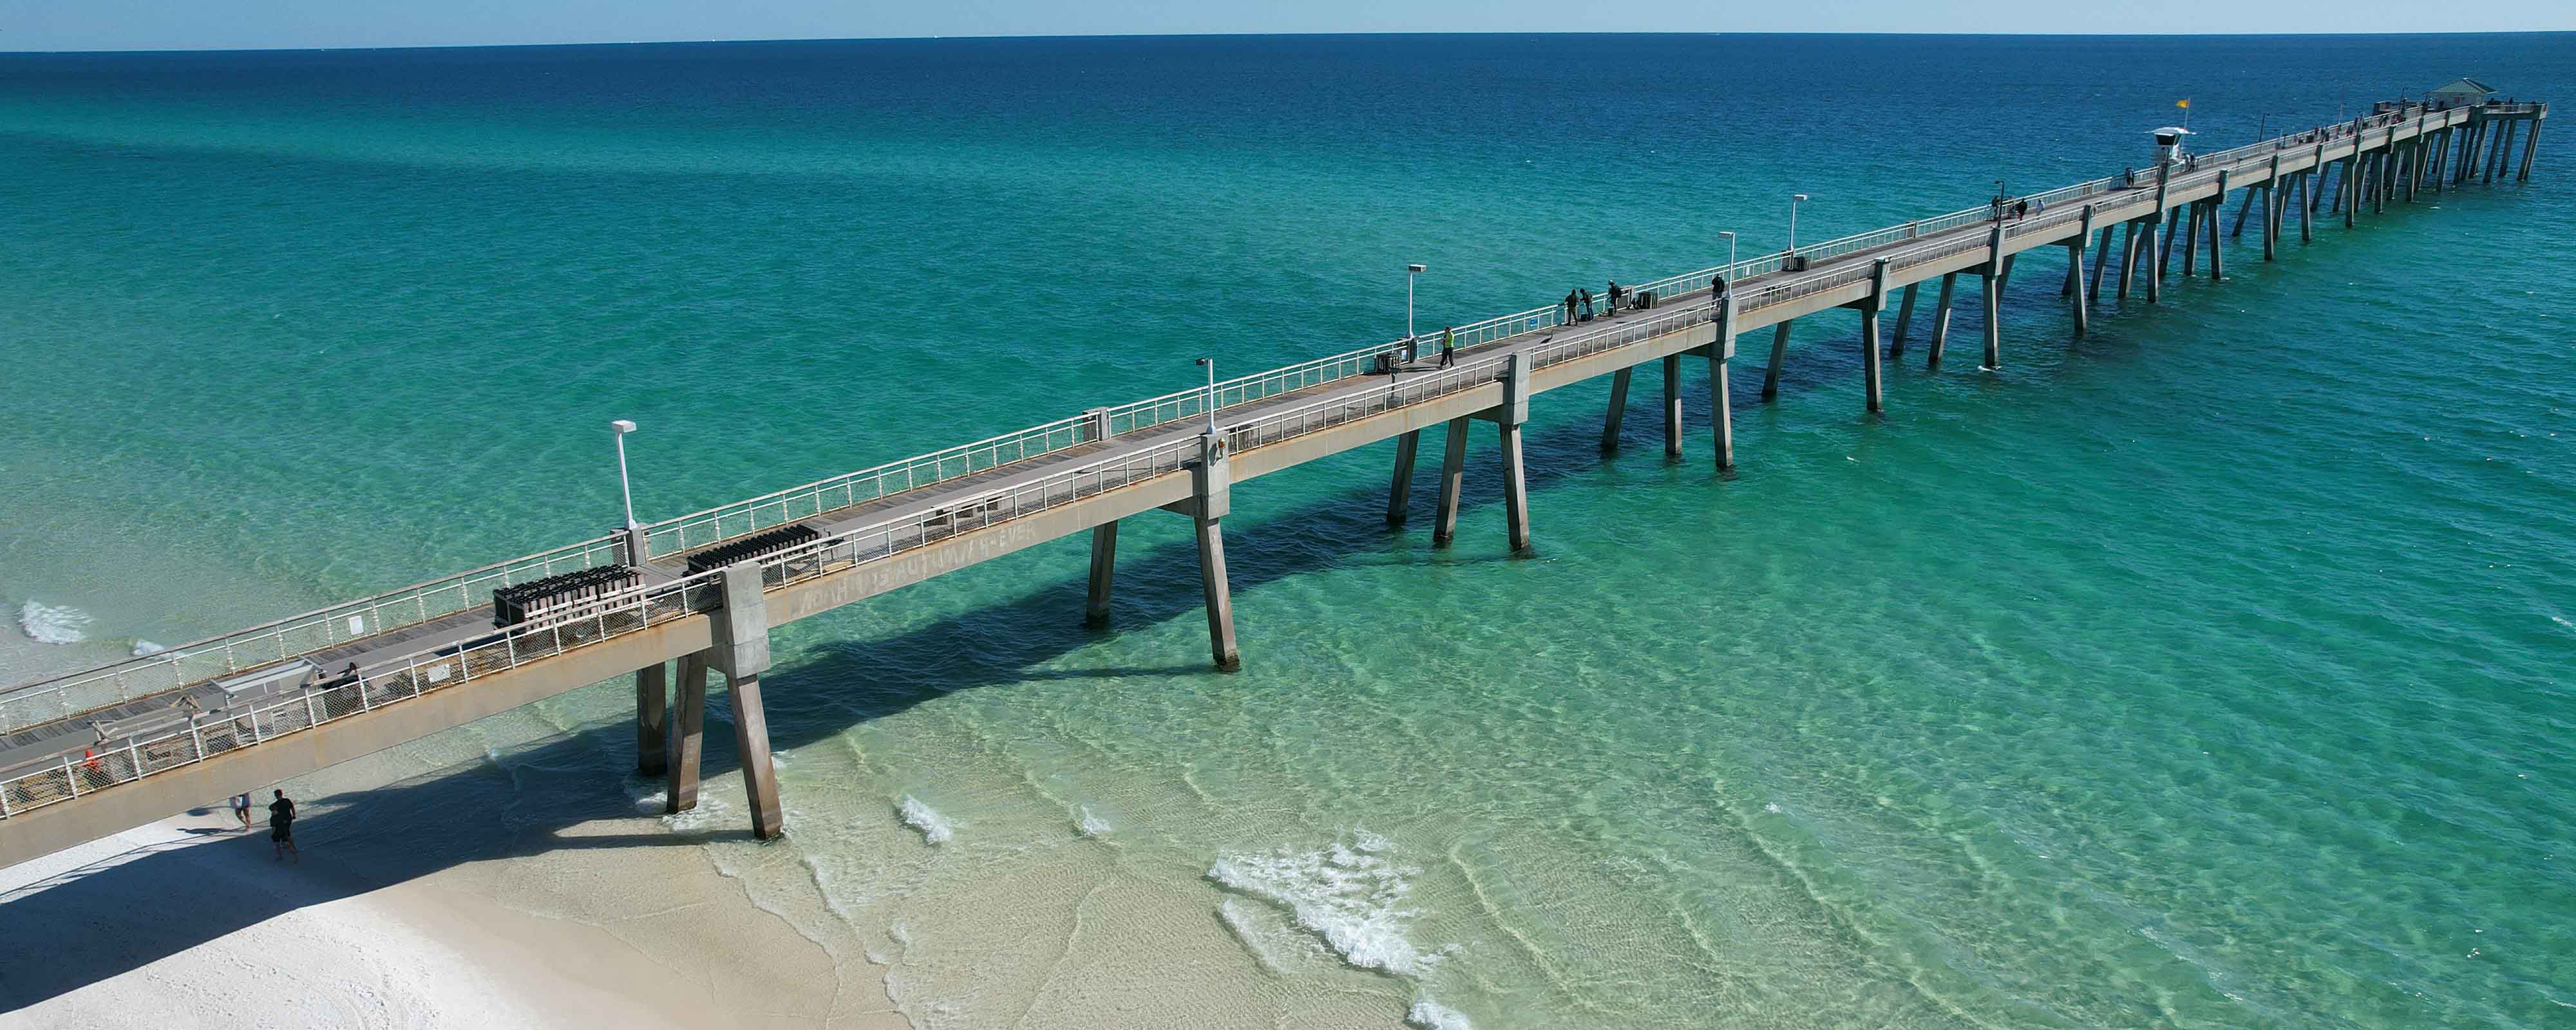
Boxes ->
[269,789,299,863]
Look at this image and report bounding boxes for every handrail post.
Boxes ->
[62,755,78,798]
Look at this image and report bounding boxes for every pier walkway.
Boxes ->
[0,98,2546,865]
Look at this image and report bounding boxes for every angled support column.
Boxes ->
[1387,429,1419,525]
[1432,416,1468,547]
[1980,258,2005,371]
[710,561,782,839]
[1761,321,1793,400]
[2180,201,2204,275]
[1084,521,1118,628]
[1927,273,1958,368]
[665,651,707,814]
[2521,115,2544,182]
[636,660,667,776]
[2116,220,2141,299]
[1710,293,1738,471]
[2308,167,2329,242]
[1857,258,1889,411]
[1185,433,1240,670]
[2488,120,2515,183]
[1599,370,1629,453]
[2068,205,2093,338]
[1891,281,1920,355]
[1084,405,1121,628]
[2087,225,2112,303]
[2262,154,2284,260]
[1661,355,1683,456]
[2202,171,2228,280]
[2230,185,2256,238]
[1496,353,1532,555]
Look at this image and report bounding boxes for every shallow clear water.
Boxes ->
[3,33,2571,1028]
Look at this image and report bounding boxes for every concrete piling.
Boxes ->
[1433,417,1468,546]
[1497,353,1532,555]
[1859,258,1889,411]
[1761,321,1792,400]
[1599,370,1629,453]
[635,660,667,776]
[665,651,706,814]
[2067,205,2093,337]
[1661,355,1683,456]
[1927,273,1957,367]
[1187,433,1240,670]
[1084,521,1118,628]
[1387,432,1419,523]
[1711,293,1738,471]
[1891,281,1920,354]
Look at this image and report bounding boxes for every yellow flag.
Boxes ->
[2176,98,2190,109]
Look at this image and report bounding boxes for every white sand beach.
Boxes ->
[0,806,905,1029]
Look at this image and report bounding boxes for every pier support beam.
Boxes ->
[2116,220,2141,299]
[635,661,667,777]
[1387,432,1419,523]
[2087,226,2112,303]
[1927,274,1957,368]
[2308,173,2329,246]
[2067,205,2093,338]
[1432,417,1468,546]
[1497,353,1533,555]
[2204,171,2228,281]
[665,651,707,815]
[1186,434,1240,671]
[1857,258,1889,411]
[1980,258,2005,371]
[2263,154,2284,261]
[2180,202,2203,275]
[1710,294,1738,471]
[2145,163,2170,303]
[711,561,782,839]
[1891,281,1920,355]
[1761,321,1793,400]
[1599,370,1629,453]
[1661,355,1683,456]
[2230,187,2255,238]
[2521,118,2544,182]
[1084,522,1117,628]
[2488,120,2515,183]
[2344,151,2359,227]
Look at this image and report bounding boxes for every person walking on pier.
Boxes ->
[1439,325,1456,368]
[231,791,252,831]
[1710,275,1728,299]
[269,789,299,863]
[2012,198,2029,220]
[1579,288,1595,320]
[1563,289,1580,324]
[1605,279,1625,315]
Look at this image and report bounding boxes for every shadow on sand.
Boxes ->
[0,336,1916,1011]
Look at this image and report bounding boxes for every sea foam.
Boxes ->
[899,795,954,845]
[1077,806,1113,838]
[1208,833,1443,976]
[1408,1000,1475,1029]
[17,601,90,644]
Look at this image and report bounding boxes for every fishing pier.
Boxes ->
[0,97,2546,865]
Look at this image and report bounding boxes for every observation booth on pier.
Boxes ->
[2149,126,2193,166]
[2429,77,2497,110]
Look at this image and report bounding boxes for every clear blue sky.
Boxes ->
[5,0,2568,52]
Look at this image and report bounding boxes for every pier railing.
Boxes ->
[0,565,728,821]
[0,101,2485,742]
[0,535,629,733]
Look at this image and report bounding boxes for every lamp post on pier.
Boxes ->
[1195,358,1218,435]
[611,418,639,529]
[1405,263,1426,342]
[1786,194,1808,255]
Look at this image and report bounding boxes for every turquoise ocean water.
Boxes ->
[2,33,2571,1027]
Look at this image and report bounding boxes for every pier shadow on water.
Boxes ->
[0,312,2036,1010]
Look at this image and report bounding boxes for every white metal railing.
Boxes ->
[0,565,727,821]
[0,534,628,733]
[1,98,2503,796]
[642,414,1099,559]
